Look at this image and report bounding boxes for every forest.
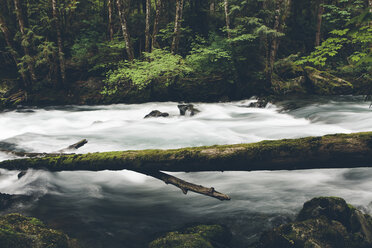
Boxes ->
[0,0,370,106]
[0,0,371,248]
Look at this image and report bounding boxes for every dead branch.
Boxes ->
[137,170,231,201]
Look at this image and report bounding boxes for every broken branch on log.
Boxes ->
[137,170,231,201]
[58,139,88,153]
[0,139,88,157]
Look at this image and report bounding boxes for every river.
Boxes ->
[0,95,371,247]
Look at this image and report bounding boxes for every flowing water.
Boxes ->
[0,95,371,247]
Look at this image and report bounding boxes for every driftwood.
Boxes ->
[2,132,372,200]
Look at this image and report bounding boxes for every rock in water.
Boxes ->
[0,213,80,248]
[149,224,231,248]
[0,193,31,211]
[177,104,200,116]
[144,110,169,118]
[17,170,27,179]
[258,197,372,248]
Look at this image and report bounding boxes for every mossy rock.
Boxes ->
[258,197,372,248]
[149,224,231,248]
[271,75,307,95]
[0,213,80,248]
[274,58,304,80]
[304,67,353,95]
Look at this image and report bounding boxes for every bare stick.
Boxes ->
[0,139,88,157]
[137,170,231,201]
[58,139,88,152]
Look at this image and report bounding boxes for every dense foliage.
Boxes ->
[0,0,370,96]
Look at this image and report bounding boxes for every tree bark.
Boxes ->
[269,0,291,83]
[145,0,151,52]
[171,0,184,54]
[13,0,37,86]
[151,0,162,50]
[1,132,372,173]
[315,0,324,47]
[108,0,114,41]
[0,14,28,84]
[210,0,215,14]
[224,0,231,38]
[116,0,135,61]
[52,0,66,86]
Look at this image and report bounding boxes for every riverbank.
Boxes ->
[0,66,370,110]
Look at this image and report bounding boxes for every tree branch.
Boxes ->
[137,170,231,201]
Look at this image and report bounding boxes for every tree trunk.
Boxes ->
[0,14,28,84]
[269,0,291,83]
[210,0,215,14]
[151,0,162,50]
[108,0,114,41]
[2,132,372,173]
[116,0,135,60]
[52,0,66,86]
[224,0,231,38]
[13,0,37,86]
[145,0,151,52]
[315,0,324,47]
[171,0,184,54]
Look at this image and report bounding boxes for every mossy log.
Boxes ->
[1,132,372,172]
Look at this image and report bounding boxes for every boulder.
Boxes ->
[271,76,307,95]
[248,98,270,108]
[304,66,353,95]
[258,197,372,248]
[0,213,80,248]
[177,104,200,116]
[149,224,231,248]
[144,110,169,118]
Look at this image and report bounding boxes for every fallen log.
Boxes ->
[0,132,372,172]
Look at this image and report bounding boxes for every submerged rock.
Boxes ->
[149,224,231,248]
[0,193,31,211]
[304,66,353,95]
[144,110,169,118]
[0,213,80,248]
[177,104,200,116]
[258,197,372,248]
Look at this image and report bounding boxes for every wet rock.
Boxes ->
[304,66,353,95]
[258,197,372,248]
[149,224,231,248]
[17,171,27,179]
[0,193,31,211]
[248,98,269,108]
[144,110,169,118]
[0,213,80,248]
[177,104,200,116]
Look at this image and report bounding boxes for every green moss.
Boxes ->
[149,232,214,248]
[149,224,230,248]
[304,66,353,95]
[0,213,79,248]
